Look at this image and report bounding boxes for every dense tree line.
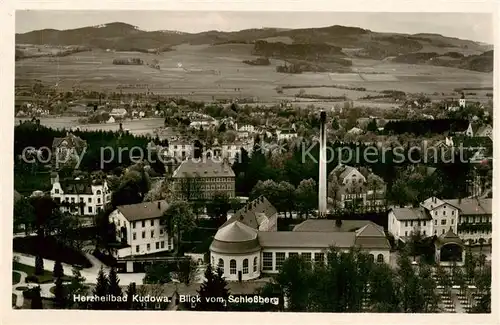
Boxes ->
[383,118,469,136]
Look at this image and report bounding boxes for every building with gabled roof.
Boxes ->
[108,200,174,272]
[51,133,87,170]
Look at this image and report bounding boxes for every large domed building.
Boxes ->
[209,196,391,282]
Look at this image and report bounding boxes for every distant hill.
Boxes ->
[16,22,492,72]
[393,50,493,72]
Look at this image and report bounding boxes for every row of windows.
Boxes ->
[216,257,258,275]
[433,209,455,216]
[460,216,492,223]
[460,229,492,235]
[135,240,171,253]
[60,196,103,204]
[132,228,165,240]
[61,205,101,214]
[262,252,385,270]
[406,230,426,236]
[132,219,161,229]
[405,220,427,227]
[54,189,106,196]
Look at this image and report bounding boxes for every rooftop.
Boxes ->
[443,198,492,215]
[52,133,87,149]
[258,231,355,249]
[221,196,277,229]
[117,200,169,222]
[172,158,235,178]
[293,219,377,233]
[390,207,432,221]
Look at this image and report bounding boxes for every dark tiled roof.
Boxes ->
[52,133,87,149]
[117,200,169,222]
[292,219,376,233]
[258,231,356,249]
[59,179,94,194]
[221,196,277,229]
[172,158,235,178]
[354,223,390,249]
[437,229,464,246]
[443,198,492,215]
[390,207,432,221]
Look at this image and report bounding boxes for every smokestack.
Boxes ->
[318,110,327,217]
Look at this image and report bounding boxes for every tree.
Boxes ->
[67,266,87,308]
[331,118,340,131]
[125,282,139,310]
[35,255,44,275]
[162,201,196,256]
[53,260,64,279]
[294,179,317,217]
[30,286,43,309]
[327,174,341,212]
[197,263,230,311]
[464,248,476,282]
[367,119,378,132]
[92,266,109,310]
[206,193,231,225]
[218,123,227,133]
[108,267,123,309]
[53,276,68,309]
[366,173,385,211]
[276,254,312,312]
[143,262,173,284]
[13,197,35,234]
[174,258,199,285]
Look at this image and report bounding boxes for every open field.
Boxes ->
[15,44,493,104]
[16,117,165,136]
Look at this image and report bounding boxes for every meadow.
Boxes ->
[15,44,493,104]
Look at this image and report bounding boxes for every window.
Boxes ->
[275,252,286,270]
[314,253,325,266]
[263,252,273,271]
[405,231,408,236]
[88,207,92,213]
[135,245,139,253]
[88,197,91,203]
[289,252,299,259]
[218,259,224,274]
[243,259,249,274]
[434,211,437,216]
[434,230,437,235]
[369,254,375,263]
[96,190,102,195]
[97,198,101,204]
[443,210,446,216]
[133,233,136,240]
[405,221,408,227]
[151,230,154,238]
[452,210,455,215]
[451,219,454,224]
[410,221,413,227]
[142,231,146,239]
[417,221,421,227]
[253,257,258,273]
[434,220,437,225]
[302,253,312,265]
[160,229,163,235]
[423,230,426,235]
[142,221,145,227]
[161,241,165,249]
[71,198,75,203]
[80,198,84,202]
[151,220,154,226]
[441,219,447,225]
[147,244,150,251]
[133,222,136,229]
[442,229,445,235]
[377,254,384,263]
[156,242,159,249]
[55,189,59,194]
[423,221,426,227]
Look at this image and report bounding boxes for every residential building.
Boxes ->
[276,129,298,141]
[221,196,278,232]
[210,212,390,281]
[49,173,110,221]
[171,157,236,200]
[388,197,492,245]
[167,141,193,161]
[329,164,386,211]
[51,133,87,170]
[108,200,173,272]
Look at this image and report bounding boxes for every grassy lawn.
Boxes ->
[12,271,21,285]
[12,262,72,284]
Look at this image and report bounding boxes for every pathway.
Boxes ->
[12,270,28,308]
[13,253,145,286]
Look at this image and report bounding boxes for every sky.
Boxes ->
[16,11,494,44]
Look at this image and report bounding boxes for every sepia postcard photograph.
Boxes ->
[1,1,498,324]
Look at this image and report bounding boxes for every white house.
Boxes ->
[49,173,110,222]
[239,124,255,133]
[388,197,492,245]
[276,129,298,141]
[167,141,193,160]
[108,200,174,272]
